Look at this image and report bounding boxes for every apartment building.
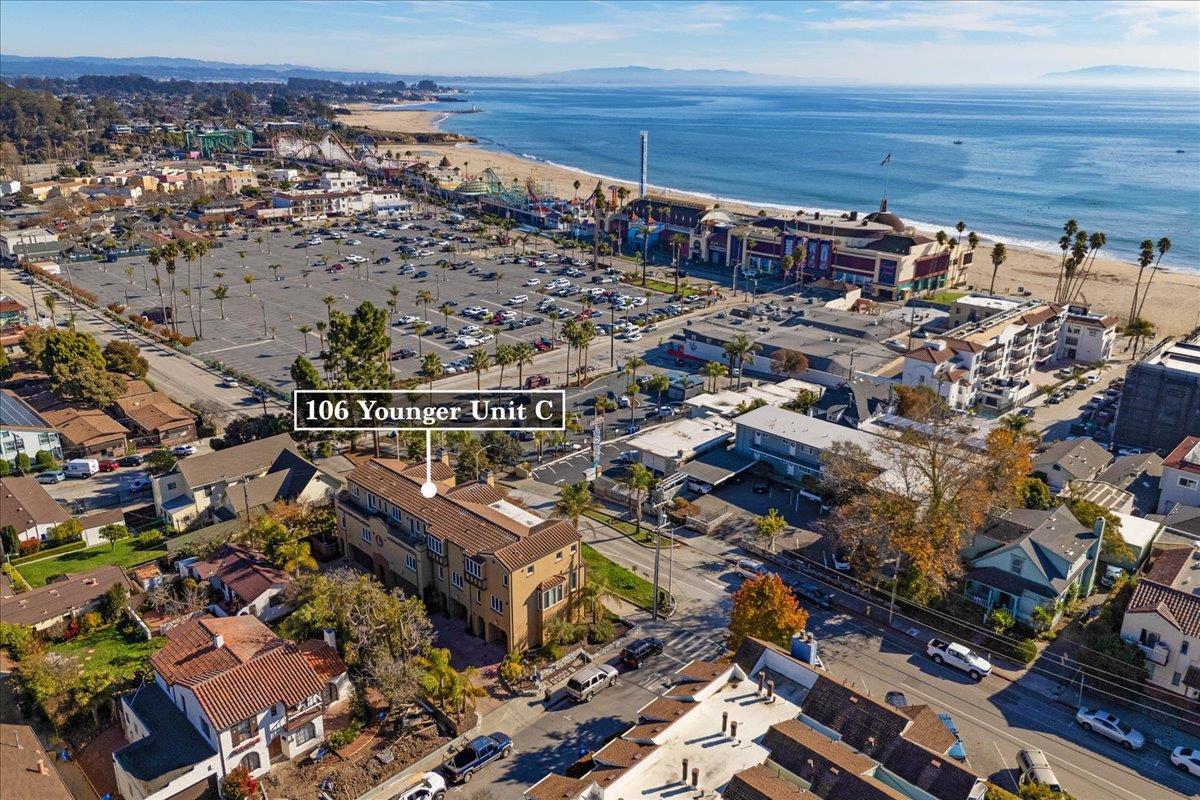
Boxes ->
[734,404,879,482]
[113,616,351,800]
[1120,546,1200,698]
[0,390,62,467]
[1113,334,1200,452]
[901,300,1064,411]
[319,170,367,191]
[1159,436,1200,513]
[1058,305,1118,364]
[337,457,583,651]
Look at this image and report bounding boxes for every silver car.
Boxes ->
[1075,707,1144,750]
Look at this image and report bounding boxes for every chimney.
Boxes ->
[323,627,336,649]
[721,711,728,735]
[730,720,738,739]
[36,759,47,775]
[766,679,775,703]
[682,757,688,783]
[212,633,224,650]
[691,767,699,788]
[479,468,494,487]
[757,671,766,695]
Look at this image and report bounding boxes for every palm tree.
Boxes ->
[1125,317,1156,358]
[623,382,640,423]
[965,231,979,286]
[646,373,670,405]
[513,341,535,388]
[242,273,256,296]
[532,430,548,464]
[468,348,491,391]
[702,360,729,392]
[147,247,168,327]
[420,353,444,400]
[555,481,593,531]
[163,246,180,334]
[494,343,516,388]
[416,289,434,321]
[624,355,645,386]
[43,293,56,325]
[124,265,135,284]
[548,310,561,338]
[413,321,430,356]
[591,188,608,272]
[298,324,313,353]
[670,232,687,294]
[268,263,282,282]
[722,334,757,389]
[180,287,198,337]
[211,284,229,319]
[439,302,453,328]
[1053,219,1079,302]
[623,463,657,539]
[315,320,327,353]
[954,220,966,281]
[988,243,1007,294]
[574,320,597,386]
[322,295,336,324]
[1134,237,1172,322]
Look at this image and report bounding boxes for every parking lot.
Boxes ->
[59,218,715,394]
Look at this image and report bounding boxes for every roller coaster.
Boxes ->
[268,132,403,171]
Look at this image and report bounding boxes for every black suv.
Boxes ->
[620,637,664,668]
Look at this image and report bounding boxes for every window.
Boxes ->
[526,565,534,575]
[268,593,283,607]
[451,571,463,589]
[367,493,377,509]
[465,559,483,580]
[555,551,562,562]
[294,721,316,745]
[167,481,177,491]
[427,535,444,556]
[240,751,262,772]
[541,583,564,609]
[569,570,578,590]
[1179,476,1198,490]
[570,544,577,553]
[474,589,482,605]
[361,526,370,543]
[405,554,417,572]
[502,574,509,587]
[1173,672,1183,687]
[491,595,503,614]
[231,717,255,745]
[351,485,360,498]
[437,566,444,580]
[1009,556,1025,575]
[1183,641,1190,656]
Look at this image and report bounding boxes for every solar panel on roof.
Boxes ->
[0,392,48,429]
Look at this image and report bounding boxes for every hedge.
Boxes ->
[11,539,87,565]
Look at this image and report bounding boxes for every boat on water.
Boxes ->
[1178,149,1186,153]
[953,140,963,145]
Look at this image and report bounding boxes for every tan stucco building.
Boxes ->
[337,458,583,651]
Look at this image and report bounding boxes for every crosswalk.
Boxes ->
[661,628,728,664]
[621,628,729,692]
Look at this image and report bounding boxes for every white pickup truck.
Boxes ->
[926,638,992,681]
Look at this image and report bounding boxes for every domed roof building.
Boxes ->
[863,199,907,233]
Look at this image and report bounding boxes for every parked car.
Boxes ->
[171,444,197,456]
[98,458,120,472]
[620,638,664,668]
[221,376,240,388]
[443,733,513,784]
[37,470,66,484]
[388,772,446,800]
[1172,746,1200,777]
[566,663,618,702]
[65,458,99,478]
[926,638,992,681]
[1017,748,1063,793]
[736,558,771,579]
[1075,707,1144,749]
[523,374,551,389]
[791,581,833,610]
[118,454,145,467]
[127,476,152,492]
[751,478,769,494]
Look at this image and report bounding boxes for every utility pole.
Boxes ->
[260,299,268,338]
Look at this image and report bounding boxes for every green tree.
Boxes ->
[324,302,390,390]
[0,524,18,556]
[420,353,444,399]
[513,341,536,388]
[39,329,125,407]
[49,518,82,542]
[34,450,58,471]
[494,343,516,389]
[702,360,728,392]
[290,355,325,391]
[99,523,128,550]
[645,373,670,405]
[623,463,657,539]
[752,508,789,553]
[468,348,491,391]
[788,388,820,413]
[211,284,229,319]
[102,339,148,378]
[555,481,593,529]
[1064,498,1131,561]
[722,334,757,389]
[1123,317,1156,358]
[624,355,646,386]
[1019,476,1052,510]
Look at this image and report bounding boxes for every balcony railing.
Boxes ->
[340,492,424,548]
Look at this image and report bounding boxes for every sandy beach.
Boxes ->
[342,103,1200,336]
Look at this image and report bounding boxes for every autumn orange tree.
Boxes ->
[728,573,809,650]
[821,396,1033,602]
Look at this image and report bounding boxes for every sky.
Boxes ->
[2,0,1198,84]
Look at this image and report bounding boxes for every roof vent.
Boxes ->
[212,633,225,650]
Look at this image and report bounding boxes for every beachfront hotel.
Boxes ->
[609,197,961,301]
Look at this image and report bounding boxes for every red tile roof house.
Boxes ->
[113,616,351,799]
[181,543,292,622]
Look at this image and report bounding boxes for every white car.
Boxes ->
[477,333,495,343]
[507,295,529,305]
[926,639,991,681]
[221,377,240,388]
[171,444,197,456]
[388,771,446,800]
[458,325,482,335]
[346,239,363,246]
[524,278,541,286]
[1172,746,1200,776]
[622,332,643,342]
[1075,708,1144,750]
[397,315,422,325]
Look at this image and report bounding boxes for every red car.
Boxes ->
[98,458,120,472]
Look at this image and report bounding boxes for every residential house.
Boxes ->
[153,434,339,530]
[627,417,735,476]
[1120,546,1200,698]
[0,724,74,800]
[77,508,127,548]
[0,228,61,260]
[1162,504,1200,540]
[112,380,196,447]
[41,406,129,457]
[1032,437,1112,493]
[182,543,291,622]
[337,457,583,651]
[0,565,133,631]
[683,379,824,420]
[1058,306,1118,364]
[1,389,63,466]
[963,506,1102,625]
[1159,436,1200,514]
[811,374,895,428]
[113,616,351,799]
[0,476,70,544]
[0,294,28,326]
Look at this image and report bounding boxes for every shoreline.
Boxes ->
[343,103,1200,336]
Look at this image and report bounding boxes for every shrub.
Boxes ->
[49,519,83,543]
[0,459,9,477]
[1012,638,1039,665]
[221,767,258,800]
[499,650,524,685]
[18,539,41,557]
[78,611,103,634]
[588,618,614,644]
[327,719,362,748]
[12,538,85,564]
[989,608,1016,635]
[545,618,583,648]
[16,453,31,474]
[100,583,129,622]
[0,622,37,660]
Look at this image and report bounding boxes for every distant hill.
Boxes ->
[0,54,420,83]
[535,65,797,86]
[1039,65,1199,87]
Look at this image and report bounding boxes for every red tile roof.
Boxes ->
[1163,436,1200,476]
[1127,579,1200,638]
[298,639,348,682]
[150,616,329,730]
[191,543,287,604]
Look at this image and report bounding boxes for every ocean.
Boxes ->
[434,84,1200,270]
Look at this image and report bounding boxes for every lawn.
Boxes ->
[583,509,671,548]
[622,275,698,297]
[582,543,665,611]
[16,537,167,588]
[924,290,967,306]
[51,623,163,682]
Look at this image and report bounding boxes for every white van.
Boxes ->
[65,458,99,478]
[1017,748,1062,794]
[565,663,618,702]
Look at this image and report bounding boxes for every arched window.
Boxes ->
[240,751,262,773]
